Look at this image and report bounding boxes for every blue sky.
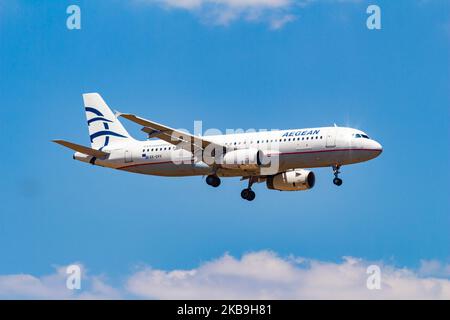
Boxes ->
[0,0,449,298]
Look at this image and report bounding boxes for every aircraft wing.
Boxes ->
[118,113,225,154]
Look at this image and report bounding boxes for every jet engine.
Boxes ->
[266,169,315,191]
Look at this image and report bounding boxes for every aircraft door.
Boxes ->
[124,150,133,163]
[326,128,336,148]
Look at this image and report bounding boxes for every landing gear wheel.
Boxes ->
[206,175,221,187]
[332,165,342,186]
[241,188,250,200]
[241,188,255,201]
[241,177,257,201]
[247,190,256,201]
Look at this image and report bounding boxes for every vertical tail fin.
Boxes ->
[83,93,133,150]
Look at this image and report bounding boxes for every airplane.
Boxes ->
[53,93,383,201]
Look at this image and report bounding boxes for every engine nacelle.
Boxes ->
[266,169,315,191]
[221,149,265,170]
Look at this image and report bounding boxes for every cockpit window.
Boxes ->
[353,133,370,139]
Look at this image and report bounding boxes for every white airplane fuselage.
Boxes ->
[75,126,382,177]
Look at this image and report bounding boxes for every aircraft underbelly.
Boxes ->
[122,162,212,177]
[279,149,376,169]
[118,149,374,177]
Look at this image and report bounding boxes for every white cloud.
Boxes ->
[0,264,121,299]
[126,251,450,299]
[418,260,450,278]
[162,0,291,9]
[141,0,306,28]
[270,14,296,29]
[139,0,368,29]
[1,252,449,299]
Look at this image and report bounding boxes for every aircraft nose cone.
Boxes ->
[369,140,383,156]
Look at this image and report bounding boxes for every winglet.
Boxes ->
[113,109,123,118]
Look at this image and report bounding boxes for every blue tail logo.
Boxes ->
[85,107,127,150]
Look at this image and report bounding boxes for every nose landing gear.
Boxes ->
[332,165,343,186]
[333,177,343,186]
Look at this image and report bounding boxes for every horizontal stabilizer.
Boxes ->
[53,140,109,158]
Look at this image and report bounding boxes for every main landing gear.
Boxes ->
[332,165,343,186]
[241,177,256,201]
[206,174,221,188]
[241,188,256,201]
